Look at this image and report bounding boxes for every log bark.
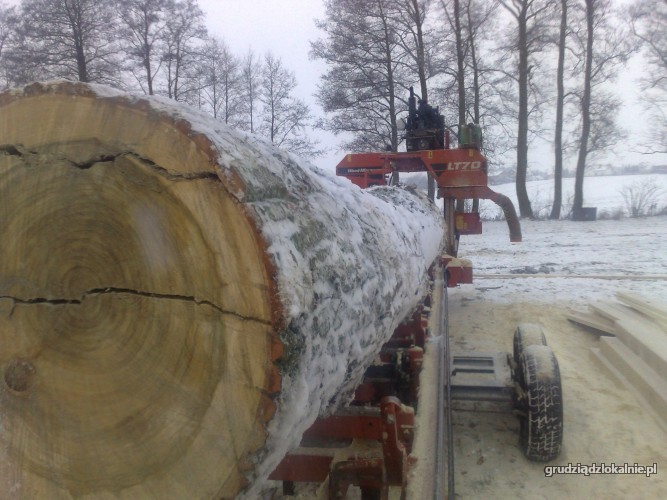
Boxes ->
[0,81,444,499]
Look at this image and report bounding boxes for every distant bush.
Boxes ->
[619,177,664,217]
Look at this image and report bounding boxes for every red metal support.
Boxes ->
[455,212,483,235]
[270,455,333,483]
[327,397,414,499]
[441,255,473,287]
[336,150,522,245]
[270,307,425,498]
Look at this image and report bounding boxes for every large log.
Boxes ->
[0,81,444,498]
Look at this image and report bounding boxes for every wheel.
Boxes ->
[517,345,563,462]
[513,323,547,364]
[513,324,548,386]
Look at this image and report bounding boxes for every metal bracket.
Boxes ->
[328,397,414,500]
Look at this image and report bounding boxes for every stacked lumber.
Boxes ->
[0,81,444,499]
[569,293,667,430]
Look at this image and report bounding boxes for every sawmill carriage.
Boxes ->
[269,88,564,498]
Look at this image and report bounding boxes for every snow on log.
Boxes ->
[0,81,444,499]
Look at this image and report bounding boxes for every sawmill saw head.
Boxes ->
[336,89,522,283]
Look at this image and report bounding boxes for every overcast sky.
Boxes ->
[199,0,664,174]
[198,0,341,170]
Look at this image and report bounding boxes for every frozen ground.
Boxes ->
[458,215,667,304]
[445,215,667,499]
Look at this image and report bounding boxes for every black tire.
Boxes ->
[517,345,563,462]
[513,324,548,387]
[513,323,547,364]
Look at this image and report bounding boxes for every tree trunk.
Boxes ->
[454,0,466,129]
[411,0,428,102]
[468,1,481,213]
[382,15,398,152]
[573,0,594,217]
[378,0,399,186]
[516,6,533,219]
[410,0,436,200]
[454,0,466,213]
[0,81,444,499]
[550,0,567,220]
[144,36,154,96]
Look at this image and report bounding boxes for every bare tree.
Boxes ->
[311,0,411,156]
[117,0,172,95]
[199,37,242,123]
[258,52,322,158]
[393,0,435,98]
[13,0,121,84]
[161,0,206,102]
[446,0,466,126]
[440,0,467,211]
[238,48,262,134]
[437,0,500,149]
[464,0,500,212]
[0,4,45,89]
[392,0,441,197]
[464,0,496,127]
[572,0,633,218]
[496,0,556,219]
[0,1,17,89]
[550,0,568,219]
[629,0,667,154]
[0,2,11,60]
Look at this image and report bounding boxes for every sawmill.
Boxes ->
[0,81,563,499]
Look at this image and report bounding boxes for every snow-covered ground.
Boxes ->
[457,215,667,304]
[446,214,667,498]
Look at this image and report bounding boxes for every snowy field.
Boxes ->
[446,212,667,498]
[480,174,667,219]
[458,215,667,304]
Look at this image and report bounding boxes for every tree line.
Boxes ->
[311,0,665,219]
[0,0,664,219]
[0,0,322,157]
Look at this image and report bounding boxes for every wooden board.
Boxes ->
[585,292,667,432]
[584,298,667,376]
[588,301,645,324]
[589,347,667,434]
[0,82,444,498]
[566,310,617,336]
[616,292,667,328]
[598,337,667,426]
[614,318,667,379]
